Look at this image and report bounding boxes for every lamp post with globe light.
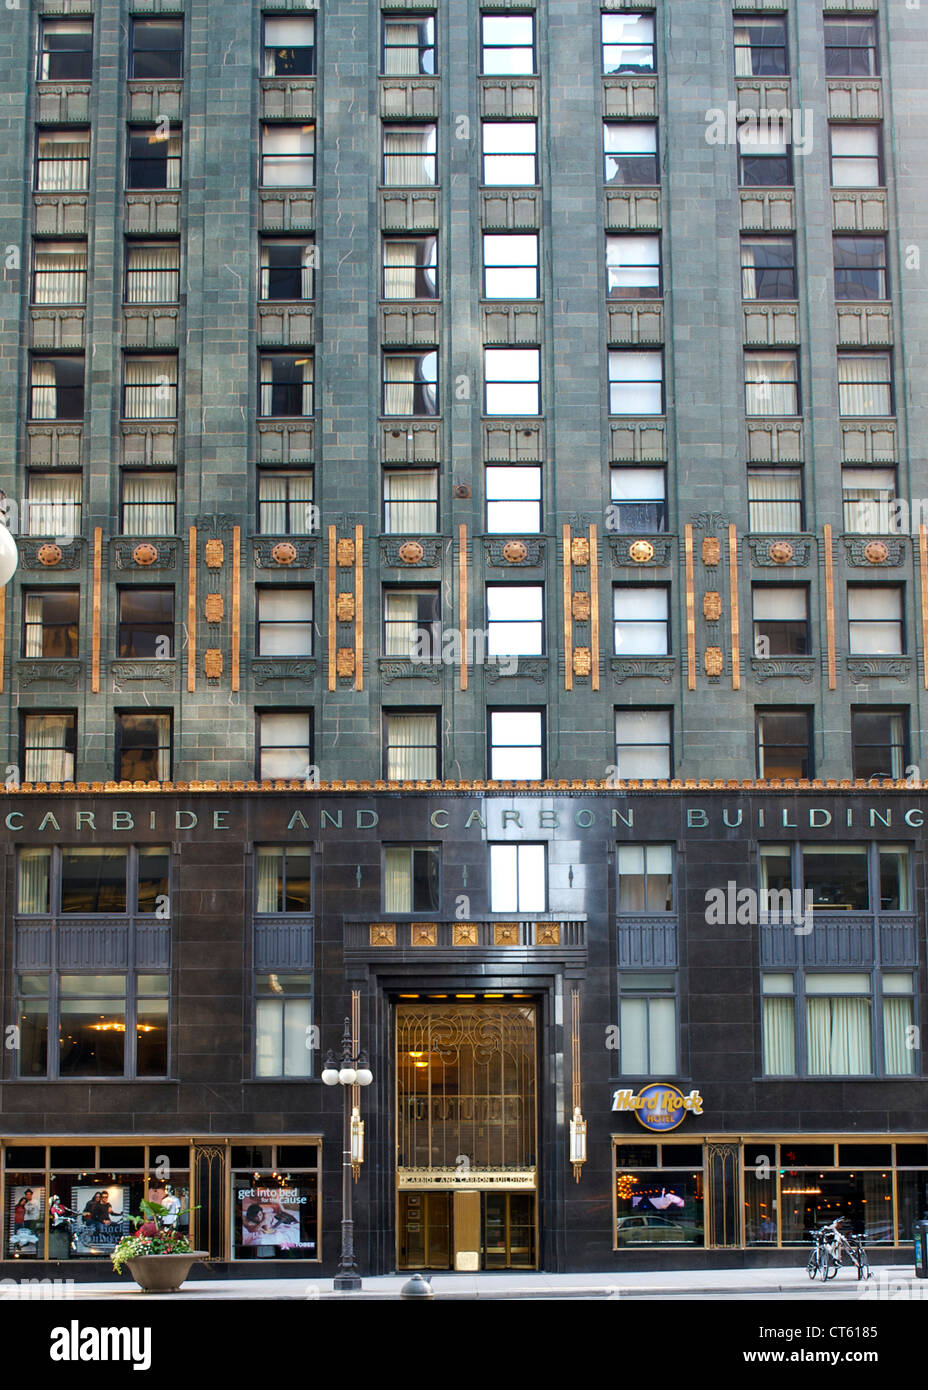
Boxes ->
[0,501,18,587]
[321,1017,372,1291]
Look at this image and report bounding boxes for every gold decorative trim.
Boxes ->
[205,593,223,624]
[703,591,722,622]
[684,524,695,691]
[536,923,561,945]
[336,647,355,678]
[562,523,573,691]
[589,523,600,692]
[458,523,468,692]
[91,526,102,693]
[336,537,355,567]
[571,537,590,566]
[452,923,478,946]
[493,923,519,945]
[204,648,222,679]
[705,646,723,677]
[232,525,241,692]
[187,526,197,693]
[411,923,437,946]
[336,592,355,622]
[823,522,837,691]
[701,536,721,567]
[204,538,224,569]
[370,924,396,946]
[132,542,158,567]
[571,591,591,622]
[354,524,364,692]
[728,524,740,692]
[571,987,584,1182]
[572,646,592,677]
[327,524,337,692]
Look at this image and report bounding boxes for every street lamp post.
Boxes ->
[0,505,18,587]
[321,1017,373,1291]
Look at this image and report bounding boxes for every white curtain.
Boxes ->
[838,355,891,416]
[122,472,175,534]
[263,16,314,74]
[746,355,797,415]
[762,996,795,1073]
[33,244,86,304]
[260,243,314,299]
[384,592,420,656]
[24,594,45,658]
[126,245,179,304]
[260,713,310,778]
[262,126,314,187]
[807,996,871,1074]
[384,847,411,912]
[260,357,313,416]
[258,472,313,534]
[748,471,801,532]
[30,361,56,420]
[842,468,895,532]
[18,848,50,913]
[384,356,415,415]
[37,133,89,190]
[383,241,418,299]
[27,472,81,537]
[384,471,437,533]
[164,134,182,189]
[384,128,435,186]
[256,847,282,912]
[384,23,420,75]
[883,996,914,1074]
[733,25,754,76]
[24,714,73,781]
[848,587,901,654]
[258,589,313,656]
[124,358,177,419]
[387,714,436,779]
[615,709,670,778]
[741,242,758,298]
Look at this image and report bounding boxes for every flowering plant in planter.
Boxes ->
[111,1199,196,1276]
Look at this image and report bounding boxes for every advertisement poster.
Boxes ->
[236,1186,316,1256]
[7,1185,44,1255]
[69,1185,130,1253]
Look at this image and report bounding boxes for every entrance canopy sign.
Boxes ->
[612,1084,704,1132]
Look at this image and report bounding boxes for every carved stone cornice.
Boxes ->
[379,659,442,684]
[111,539,178,571]
[751,657,816,683]
[611,657,676,686]
[484,658,548,683]
[18,540,83,570]
[253,538,317,569]
[251,659,317,687]
[379,537,444,568]
[846,656,912,684]
[15,660,81,688]
[842,535,907,567]
[745,535,814,567]
[690,512,730,534]
[194,513,238,534]
[608,535,673,567]
[110,660,177,688]
[483,537,545,567]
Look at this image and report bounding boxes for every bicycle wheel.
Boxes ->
[856,1247,872,1281]
[821,1249,838,1281]
[807,1249,819,1280]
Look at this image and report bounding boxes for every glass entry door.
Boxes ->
[483,1193,536,1269]
[398,1192,451,1269]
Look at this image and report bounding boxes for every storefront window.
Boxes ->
[614,1144,704,1247]
[7,1173,46,1258]
[232,1145,320,1259]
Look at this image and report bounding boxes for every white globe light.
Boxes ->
[356,1068,373,1087]
[0,524,18,587]
[321,1067,340,1086]
[338,1066,357,1086]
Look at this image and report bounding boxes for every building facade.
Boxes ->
[0,0,926,1274]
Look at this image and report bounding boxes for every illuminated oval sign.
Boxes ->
[611,1084,704,1132]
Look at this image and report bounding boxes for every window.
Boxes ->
[733,15,788,75]
[602,12,655,74]
[609,467,667,533]
[22,712,76,782]
[484,348,540,415]
[488,708,544,779]
[23,590,79,659]
[383,587,440,659]
[258,471,315,535]
[482,122,537,185]
[752,586,808,657]
[613,586,669,655]
[383,710,439,779]
[485,465,541,533]
[843,467,895,533]
[483,234,538,299]
[30,356,84,420]
[852,708,908,780]
[383,236,437,299]
[32,241,87,304]
[255,974,313,1078]
[830,125,882,187]
[825,18,879,77]
[804,845,870,911]
[744,351,798,416]
[838,352,892,416]
[489,843,545,912]
[16,845,168,916]
[255,846,312,913]
[604,122,658,185]
[834,236,887,300]
[606,235,660,298]
[125,242,180,304]
[257,588,314,656]
[756,708,811,779]
[260,239,314,301]
[748,467,802,532]
[481,14,534,74]
[120,471,176,535]
[761,973,796,1075]
[262,15,315,76]
[741,236,796,299]
[258,711,313,779]
[617,844,673,912]
[117,587,174,659]
[608,350,663,415]
[127,126,181,190]
[384,845,440,912]
[614,708,671,778]
[261,124,315,186]
[382,14,436,75]
[738,123,791,186]
[382,351,438,415]
[383,124,437,185]
[130,20,183,79]
[35,129,90,191]
[116,712,172,781]
[619,974,676,1074]
[26,472,81,538]
[39,19,92,80]
[487,585,543,656]
[50,972,168,1077]
[848,585,903,654]
[123,355,177,419]
[260,353,314,417]
[807,973,873,1076]
[383,470,438,533]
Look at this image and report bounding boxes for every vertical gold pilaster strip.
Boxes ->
[351,988,361,1181]
[562,523,573,691]
[571,988,583,1182]
[0,583,6,694]
[186,526,197,693]
[231,525,241,692]
[588,524,600,692]
[823,523,837,691]
[327,524,337,692]
[91,526,102,693]
[728,524,740,691]
[684,524,695,691]
[354,524,363,692]
[919,526,928,691]
[458,523,468,692]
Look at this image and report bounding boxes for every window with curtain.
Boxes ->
[23,590,79,659]
[619,975,676,1073]
[748,468,802,532]
[487,585,543,656]
[602,13,655,74]
[609,467,667,533]
[262,16,315,75]
[617,844,673,912]
[745,351,798,415]
[740,236,796,299]
[260,355,314,416]
[882,975,914,1075]
[255,974,313,1077]
[603,122,658,185]
[130,19,183,79]
[606,234,660,298]
[35,130,90,190]
[613,586,669,655]
[738,125,791,186]
[17,847,51,914]
[383,845,439,913]
[26,472,81,538]
[116,712,172,781]
[484,348,540,415]
[127,128,182,189]
[39,19,93,80]
[30,357,84,420]
[614,708,671,777]
[489,842,546,912]
[120,471,176,535]
[255,846,312,913]
[608,350,663,415]
[384,711,439,779]
[806,974,872,1075]
[825,19,879,77]
[260,124,315,186]
[382,16,436,75]
[488,708,543,779]
[486,465,542,533]
[258,711,312,779]
[848,586,903,655]
[258,471,314,534]
[752,586,808,656]
[761,974,796,1074]
[830,125,882,187]
[383,470,438,533]
[382,352,438,416]
[383,588,440,659]
[733,17,788,75]
[22,712,76,782]
[32,241,87,304]
[383,236,438,299]
[482,122,537,185]
[125,242,179,303]
[123,356,177,419]
[260,240,315,300]
[257,588,314,656]
[383,124,437,185]
[852,708,907,781]
[838,352,892,416]
[842,466,895,532]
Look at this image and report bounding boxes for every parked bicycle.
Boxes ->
[806,1220,872,1282]
[806,1224,837,1281]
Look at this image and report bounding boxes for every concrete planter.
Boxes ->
[125,1251,209,1293]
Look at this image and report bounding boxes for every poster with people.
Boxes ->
[8,1185,44,1256]
[70,1185,129,1252]
[235,1185,316,1257]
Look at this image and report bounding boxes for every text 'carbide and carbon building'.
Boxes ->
[0,0,926,1276]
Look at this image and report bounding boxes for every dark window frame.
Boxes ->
[22,587,80,660]
[20,710,77,784]
[755,706,813,779]
[382,707,441,780]
[115,709,173,783]
[487,705,546,780]
[256,708,315,781]
[740,234,797,300]
[381,13,437,76]
[129,18,184,80]
[38,17,93,81]
[381,842,441,914]
[851,706,909,781]
[262,13,316,77]
[117,585,175,660]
